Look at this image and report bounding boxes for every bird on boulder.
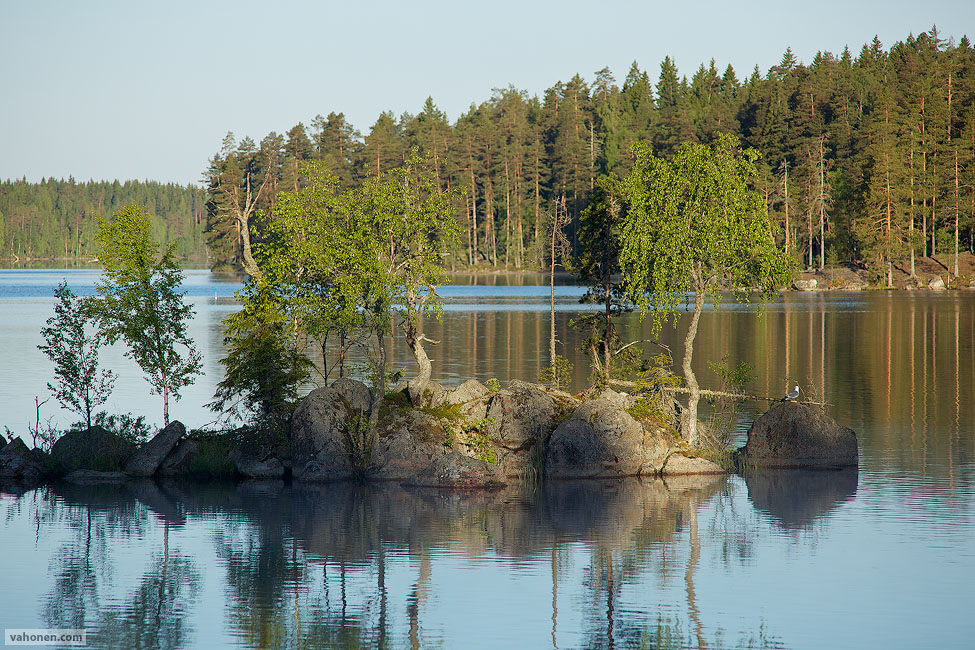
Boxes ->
[781,385,800,402]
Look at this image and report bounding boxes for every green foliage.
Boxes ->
[485,377,501,392]
[68,411,152,447]
[570,174,637,385]
[209,282,313,427]
[94,204,203,425]
[185,432,238,478]
[620,135,791,447]
[538,354,573,391]
[37,281,115,429]
[0,178,206,261]
[700,355,755,467]
[418,402,462,420]
[627,353,683,426]
[461,416,498,464]
[620,134,794,331]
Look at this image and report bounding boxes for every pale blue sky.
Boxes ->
[1,0,971,186]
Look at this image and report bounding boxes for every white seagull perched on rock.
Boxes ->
[782,385,800,402]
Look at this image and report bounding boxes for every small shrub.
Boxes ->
[539,354,573,391]
[461,416,498,464]
[69,411,152,446]
[486,377,501,392]
[185,433,237,478]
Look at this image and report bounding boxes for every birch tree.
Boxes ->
[620,134,792,447]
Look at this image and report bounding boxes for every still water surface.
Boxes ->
[1,270,974,649]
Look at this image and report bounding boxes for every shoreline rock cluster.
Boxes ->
[0,380,858,493]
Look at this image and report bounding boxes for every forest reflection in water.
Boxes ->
[0,474,870,649]
[414,291,975,480]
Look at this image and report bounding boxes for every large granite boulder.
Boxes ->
[483,380,560,477]
[739,402,858,469]
[545,398,663,478]
[291,379,373,482]
[402,449,506,489]
[50,426,137,474]
[0,437,48,483]
[367,409,450,481]
[158,440,200,476]
[124,420,184,477]
[545,399,723,478]
[443,379,492,406]
[229,448,286,479]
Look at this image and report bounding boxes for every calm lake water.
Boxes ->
[1,270,974,649]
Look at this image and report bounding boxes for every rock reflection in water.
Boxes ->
[745,468,859,530]
[16,476,802,648]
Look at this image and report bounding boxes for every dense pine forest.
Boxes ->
[205,28,975,283]
[0,179,207,263]
[3,28,973,282]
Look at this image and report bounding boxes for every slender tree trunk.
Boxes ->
[885,148,893,288]
[366,327,387,459]
[954,149,960,279]
[504,158,511,268]
[405,290,433,405]
[549,206,558,363]
[467,141,479,260]
[783,161,790,255]
[485,174,497,266]
[534,141,541,254]
[819,135,826,271]
[931,151,938,259]
[162,382,169,427]
[465,191,473,266]
[682,277,706,448]
[910,135,917,280]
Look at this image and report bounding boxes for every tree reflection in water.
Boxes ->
[39,481,200,649]
[17,476,823,648]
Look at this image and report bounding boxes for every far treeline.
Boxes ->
[206,28,975,284]
[0,178,207,262]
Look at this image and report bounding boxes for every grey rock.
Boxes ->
[484,380,559,477]
[443,379,492,405]
[545,399,670,479]
[928,275,947,291]
[124,420,184,477]
[367,409,449,481]
[740,402,858,468]
[50,426,137,473]
[792,278,818,291]
[229,448,285,479]
[291,379,372,482]
[158,439,200,476]
[0,437,48,482]
[660,453,725,476]
[421,381,448,407]
[402,449,506,489]
[598,388,636,410]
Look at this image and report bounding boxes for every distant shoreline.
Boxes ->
[3,255,975,291]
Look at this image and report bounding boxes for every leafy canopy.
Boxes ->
[620,133,793,329]
[94,204,202,425]
[37,281,116,429]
